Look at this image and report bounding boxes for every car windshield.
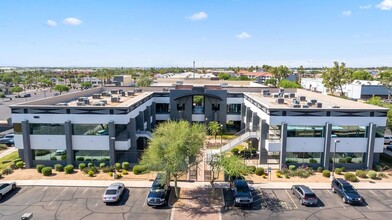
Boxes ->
[151,182,165,191]
[343,186,356,193]
[105,189,118,195]
[305,193,316,198]
[236,185,249,193]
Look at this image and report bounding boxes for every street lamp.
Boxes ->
[220,124,223,145]
[332,139,340,179]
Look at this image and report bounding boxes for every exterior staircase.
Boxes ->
[219,128,260,152]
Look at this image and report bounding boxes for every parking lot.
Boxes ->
[223,188,392,220]
[0,186,172,220]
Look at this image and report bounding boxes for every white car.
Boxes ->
[102,182,125,203]
[0,182,17,200]
[385,136,392,145]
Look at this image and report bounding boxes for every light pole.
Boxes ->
[332,139,340,180]
[220,124,223,145]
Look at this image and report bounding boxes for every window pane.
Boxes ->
[332,126,367,138]
[32,149,66,161]
[330,152,364,164]
[74,150,110,162]
[72,124,108,135]
[287,126,324,137]
[227,104,241,114]
[30,124,65,135]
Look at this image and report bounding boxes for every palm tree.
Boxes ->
[208,121,221,143]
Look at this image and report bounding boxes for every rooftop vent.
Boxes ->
[299,96,306,102]
[276,98,284,104]
[307,101,313,106]
[332,105,340,108]
[317,103,323,108]
[92,94,101,99]
[292,99,300,105]
[289,93,295,98]
[310,99,317,104]
[77,97,89,104]
[93,102,106,106]
[100,100,108,105]
[292,104,301,108]
[121,91,126,96]
[127,91,135,96]
[111,97,121,103]
[302,105,309,108]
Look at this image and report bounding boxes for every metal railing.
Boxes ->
[219,127,260,152]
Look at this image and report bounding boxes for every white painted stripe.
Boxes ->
[369,190,381,199]
[366,205,371,210]
[42,187,47,191]
[95,201,100,207]
[49,187,68,206]
[327,190,333,196]
[218,207,222,220]
[285,189,298,209]
[82,188,88,195]
[337,201,346,210]
[170,207,175,220]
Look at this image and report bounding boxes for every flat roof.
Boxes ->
[246,89,387,110]
[66,91,153,107]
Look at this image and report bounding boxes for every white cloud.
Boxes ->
[63,17,82,26]
[377,0,392,10]
[188,12,208,21]
[46,20,57,27]
[359,4,372,9]
[235,32,251,40]
[342,10,352,16]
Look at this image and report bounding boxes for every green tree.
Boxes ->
[136,73,153,87]
[208,121,221,142]
[352,70,373,80]
[264,78,277,87]
[208,153,223,193]
[321,61,353,96]
[53,85,70,94]
[297,65,305,83]
[10,86,23,96]
[220,154,250,178]
[141,121,206,198]
[379,70,392,100]
[278,79,301,88]
[366,96,383,106]
[80,82,93,89]
[270,65,291,82]
[387,109,392,131]
[218,73,230,80]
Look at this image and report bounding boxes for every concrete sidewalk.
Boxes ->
[13,179,392,190]
[0,147,17,158]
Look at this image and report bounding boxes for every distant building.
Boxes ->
[237,70,273,84]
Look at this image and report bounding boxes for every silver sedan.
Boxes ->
[102,182,125,203]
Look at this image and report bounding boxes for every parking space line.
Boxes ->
[285,189,298,209]
[49,187,68,206]
[326,190,333,196]
[369,190,381,200]
[95,200,100,207]
[82,187,88,195]
[366,205,371,210]
[42,187,47,191]
[336,201,346,210]
[170,207,175,220]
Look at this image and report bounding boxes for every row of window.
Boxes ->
[286,125,384,138]
[156,103,241,114]
[32,149,109,161]
[286,152,364,164]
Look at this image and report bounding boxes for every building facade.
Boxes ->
[11,85,387,170]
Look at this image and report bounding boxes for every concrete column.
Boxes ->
[21,120,32,168]
[279,123,288,169]
[108,121,116,165]
[145,106,152,131]
[129,118,138,163]
[136,111,144,131]
[323,123,332,170]
[245,107,252,130]
[240,104,246,130]
[151,102,156,129]
[258,120,269,164]
[64,121,74,165]
[251,112,259,131]
[366,123,376,170]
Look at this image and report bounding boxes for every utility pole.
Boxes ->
[193,61,195,80]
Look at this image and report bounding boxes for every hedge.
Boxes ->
[133,165,148,174]
[322,170,331,178]
[368,170,377,179]
[79,163,86,170]
[344,173,358,182]
[54,164,63,172]
[247,166,256,174]
[64,165,74,174]
[16,161,25,168]
[255,167,264,176]
[122,162,130,170]
[36,164,45,173]
[42,167,52,176]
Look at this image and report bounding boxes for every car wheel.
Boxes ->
[12,184,16,190]
[300,199,304,205]
[342,197,346,204]
[389,141,392,145]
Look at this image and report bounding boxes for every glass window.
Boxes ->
[72,124,108,135]
[156,103,170,114]
[32,149,67,161]
[115,124,128,140]
[30,124,65,135]
[330,152,364,164]
[376,126,385,138]
[212,104,220,111]
[226,121,241,132]
[268,125,281,140]
[177,104,185,111]
[13,123,22,134]
[227,104,241,115]
[331,126,367,138]
[287,126,324,137]
[286,152,322,164]
[74,150,109,162]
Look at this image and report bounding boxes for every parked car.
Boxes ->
[0,182,17,200]
[386,145,392,151]
[384,136,392,145]
[331,178,362,205]
[147,173,169,207]
[55,150,66,155]
[23,94,31,98]
[102,182,125,203]
[232,179,253,207]
[0,134,14,145]
[291,185,318,206]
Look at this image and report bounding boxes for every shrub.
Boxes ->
[289,165,296,171]
[2,167,13,175]
[345,157,352,163]
[296,169,311,178]
[116,173,122,179]
[13,158,22,164]
[133,165,148,174]
[85,158,92,162]
[378,172,388,178]
[0,173,2,178]
[355,170,367,178]
[89,166,98,174]
[109,172,113,177]
[54,164,63,172]
[255,167,264,176]
[374,163,383,172]
[122,162,130,170]
[276,170,282,175]
[82,167,90,174]
[102,166,115,173]
[100,163,106,169]
[64,165,74,174]
[276,172,282,178]
[16,161,25,168]
[76,157,84,161]
[338,158,346,163]
[322,170,331,178]
[115,163,121,171]
[231,147,239,155]
[284,173,290,179]
[88,163,94,169]
[344,173,358,182]
[334,168,343,175]
[61,155,67,161]
[9,163,16,170]
[36,164,45,173]
[368,170,377,179]
[79,163,86,170]
[262,174,266,179]
[122,169,128,175]
[340,166,346,172]
[50,156,57,161]
[309,158,317,164]
[88,170,94,177]
[42,167,52,176]
[247,166,256,174]
[317,167,323,172]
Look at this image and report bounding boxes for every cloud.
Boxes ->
[377,0,392,10]
[235,32,251,40]
[342,10,352,16]
[63,17,82,26]
[187,12,208,21]
[46,20,57,27]
[359,4,372,9]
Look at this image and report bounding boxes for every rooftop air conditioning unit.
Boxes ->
[55,103,68,106]
[302,105,309,108]
[299,96,306,102]
[317,103,323,108]
[111,97,121,103]
[276,98,284,104]
[76,101,85,106]
[283,93,289,98]
[101,100,108,104]
[135,88,142,92]
[111,90,118,94]
[93,102,106,106]
[289,93,295,98]
[121,91,126,96]
[332,105,340,108]
[92,94,101,99]
[310,99,317,104]
[292,99,299,104]
[127,91,135,96]
[272,93,279,98]
[292,104,301,108]
[77,97,89,104]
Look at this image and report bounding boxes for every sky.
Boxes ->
[1,0,392,68]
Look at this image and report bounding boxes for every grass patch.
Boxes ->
[0,151,19,170]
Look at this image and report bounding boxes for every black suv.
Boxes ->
[147,173,169,207]
[232,179,253,207]
[331,178,362,205]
